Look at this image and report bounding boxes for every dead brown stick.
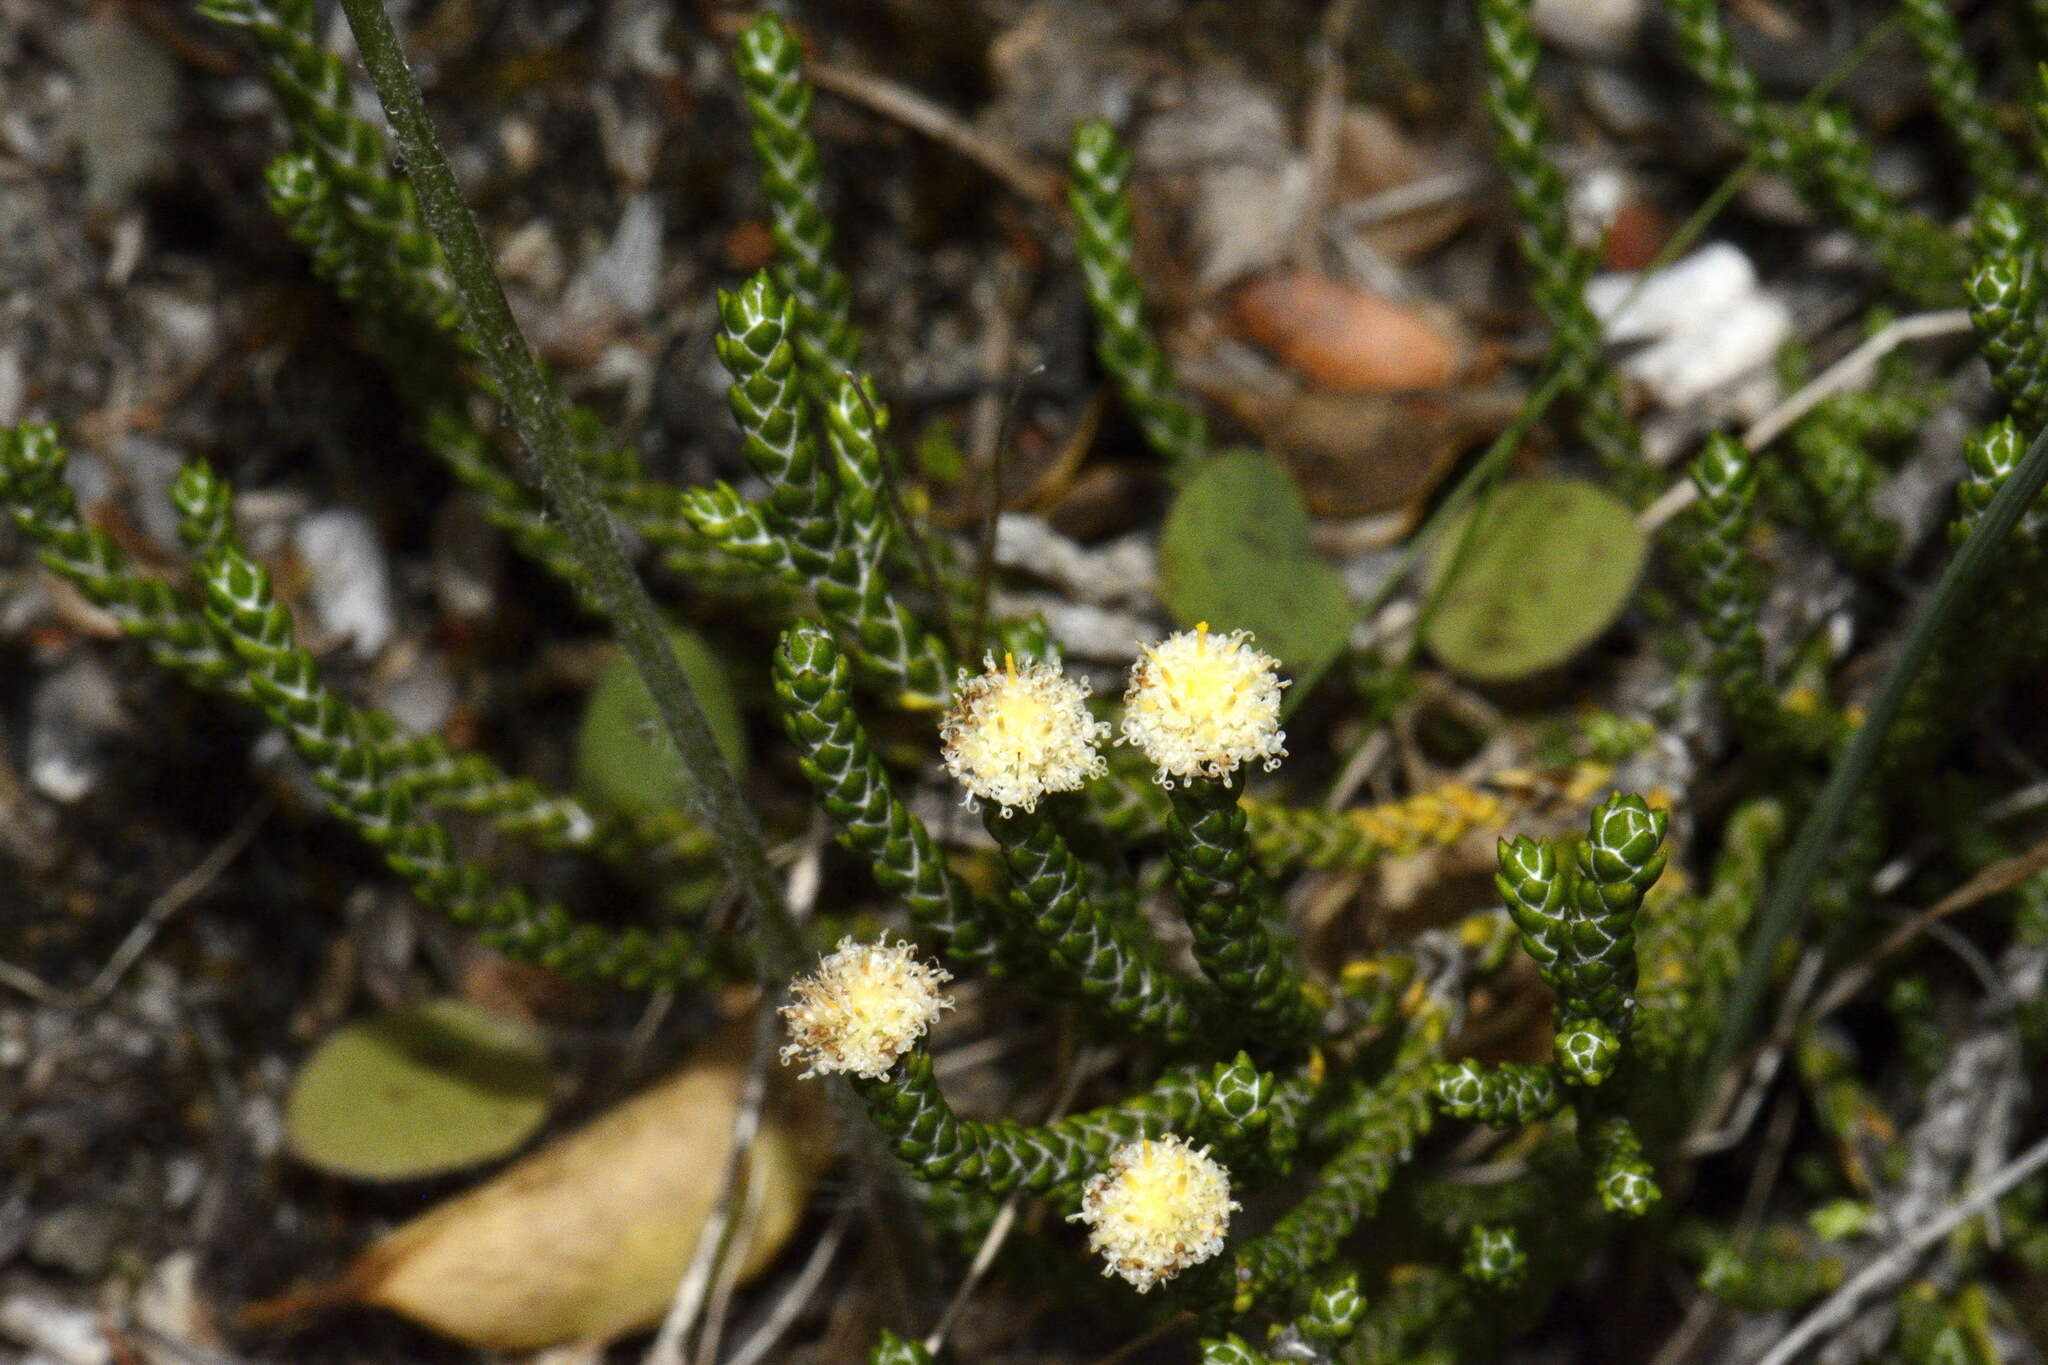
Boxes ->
[806,60,1063,207]
[1636,308,1974,534]
[1293,0,1359,268]
[1807,834,2048,1022]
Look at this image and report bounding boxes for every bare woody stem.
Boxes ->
[334,0,799,976]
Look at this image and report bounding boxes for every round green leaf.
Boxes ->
[576,629,747,821]
[285,999,553,1181]
[1422,477,1648,683]
[1158,451,1354,676]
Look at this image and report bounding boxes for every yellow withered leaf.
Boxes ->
[250,1022,825,1351]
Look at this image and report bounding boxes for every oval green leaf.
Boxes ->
[1158,451,1354,676]
[1422,477,1648,683]
[575,628,747,821]
[285,999,554,1181]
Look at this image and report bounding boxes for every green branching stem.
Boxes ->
[986,802,1211,1044]
[705,275,951,708]
[334,0,799,977]
[772,623,1005,964]
[0,426,249,699]
[1967,201,2048,429]
[1712,418,2048,1085]
[1164,776,1321,1048]
[1225,1063,1435,1311]
[1668,0,1961,302]
[1687,434,1780,737]
[0,426,695,863]
[1897,0,2020,203]
[1068,120,1212,479]
[174,463,709,987]
[852,1050,1276,1200]
[1477,0,1646,494]
[734,14,862,395]
[1430,1059,1565,1125]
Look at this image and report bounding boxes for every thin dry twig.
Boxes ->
[1637,309,1975,534]
[691,1162,768,1365]
[642,833,827,1365]
[1754,1130,2048,1365]
[806,60,1061,206]
[1808,833,2048,1022]
[724,1205,854,1365]
[641,995,779,1365]
[921,1046,1102,1355]
[0,800,269,1008]
[1294,0,1358,268]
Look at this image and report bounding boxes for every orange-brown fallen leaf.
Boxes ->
[246,1022,824,1351]
[1230,270,1474,394]
[1205,382,1526,520]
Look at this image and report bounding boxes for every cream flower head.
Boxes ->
[1120,624,1288,785]
[1069,1135,1239,1292]
[778,936,954,1080]
[940,653,1109,815]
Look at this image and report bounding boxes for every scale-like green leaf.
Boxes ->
[285,999,554,1181]
[1157,451,1352,676]
[1423,477,1647,682]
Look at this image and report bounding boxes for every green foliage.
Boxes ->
[1588,1116,1660,1218]
[1068,120,1212,478]
[1666,0,1964,301]
[22,0,2048,1356]
[1421,478,1648,682]
[734,14,861,400]
[1696,1226,1846,1310]
[854,1051,1289,1200]
[283,999,552,1180]
[692,273,953,709]
[1460,1224,1528,1289]
[575,632,746,823]
[1555,1015,1622,1088]
[1898,0,2019,201]
[1157,452,1353,677]
[171,460,715,987]
[1430,1059,1564,1125]
[1966,200,2048,430]
[1687,434,1784,740]
[1497,794,1667,1029]
[986,799,1214,1043]
[867,1329,933,1365]
[772,623,1007,965]
[1477,0,1646,493]
[1162,774,1319,1048]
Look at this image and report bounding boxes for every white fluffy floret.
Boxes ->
[1069,1135,1239,1292]
[778,936,954,1080]
[939,653,1109,815]
[1120,624,1288,784]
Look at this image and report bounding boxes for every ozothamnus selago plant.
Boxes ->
[17,1,2046,1359]
[777,622,1690,1350]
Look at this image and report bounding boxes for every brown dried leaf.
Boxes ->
[1230,270,1472,394]
[249,1022,824,1351]
[1207,383,1525,519]
[1333,108,1475,260]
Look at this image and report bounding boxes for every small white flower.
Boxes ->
[1070,1135,1239,1292]
[1120,624,1288,785]
[940,653,1110,816]
[778,936,954,1080]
